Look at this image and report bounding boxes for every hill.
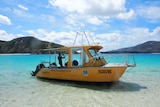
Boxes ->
[1,37,160,54]
[0,36,62,54]
[0,40,6,52]
[104,41,160,53]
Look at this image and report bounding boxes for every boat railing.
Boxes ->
[88,56,107,67]
[40,61,51,67]
[90,57,97,67]
[103,54,136,67]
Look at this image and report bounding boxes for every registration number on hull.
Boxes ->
[98,70,112,74]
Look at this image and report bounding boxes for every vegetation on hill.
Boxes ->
[104,41,160,53]
[0,36,62,54]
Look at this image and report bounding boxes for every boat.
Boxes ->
[31,31,136,82]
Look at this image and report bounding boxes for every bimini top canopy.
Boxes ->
[61,45,103,51]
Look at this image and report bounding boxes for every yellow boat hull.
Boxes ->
[36,66,127,82]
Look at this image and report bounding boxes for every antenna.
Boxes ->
[73,32,78,46]
[72,31,98,46]
[48,43,51,64]
[87,31,96,45]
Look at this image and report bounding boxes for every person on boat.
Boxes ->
[58,53,64,67]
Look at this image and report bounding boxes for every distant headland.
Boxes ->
[102,41,160,53]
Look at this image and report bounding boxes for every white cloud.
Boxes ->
[13,9,33,18]
[87,17,103,25]
[92,26,160,51]
[0,30,26,41]
[65,14,78,26]
[151,26,160,37]
[41,14,55,23]
[49,0,134,25]
[49,0,88,13]
[117,9,135,20]
[137,6,160,21]
[25,29,75,46]
[0,30,14,41]
[17,4,28,11]
[0,14,11,25]
[95,32,122,51]
[123,27,160,46]
[49,0,126,16]
[65,14,85,31]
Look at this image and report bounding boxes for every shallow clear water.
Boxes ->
[0,54,160,107]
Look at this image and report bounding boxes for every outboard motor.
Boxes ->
[31,63,45,76]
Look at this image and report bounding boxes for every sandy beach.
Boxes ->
[0,71,160,107]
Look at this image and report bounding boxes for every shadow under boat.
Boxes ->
[37,78,147,92]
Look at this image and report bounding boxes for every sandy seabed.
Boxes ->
[0,71,160,107]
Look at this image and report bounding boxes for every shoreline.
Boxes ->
[0,53,31,56]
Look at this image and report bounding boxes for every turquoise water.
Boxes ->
[0,54,160,107]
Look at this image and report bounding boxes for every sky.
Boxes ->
[0,0,160,51]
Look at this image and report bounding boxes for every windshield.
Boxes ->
[88,48,98,57]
